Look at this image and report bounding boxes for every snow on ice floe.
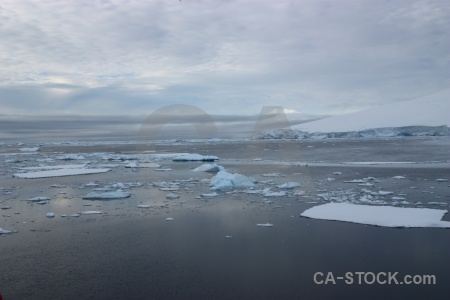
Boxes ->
[192,163,224,172]
[277,182,301,189]
[210,170,256,190]
[173,154,219,161]
[300,203,450,228]
[14,168,111,179]
[83,191,131,200]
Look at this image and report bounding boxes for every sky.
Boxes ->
[0,0,449,117]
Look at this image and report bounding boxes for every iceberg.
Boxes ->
[210,170,256,189]
[83,191,131,200]
[300,203,450,228]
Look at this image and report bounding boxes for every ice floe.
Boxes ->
[300,203,450,228]
[83,191,131,200]
[61,214,81,218]
[0,228,12,234]
[19,147,40,152]
[46,212,55,218]
[256,223,274,227]
[165,217,174,221]
[79,211,102,215]
[173,154,219,161]
[125,162,161,168]
[26,196,51,202]
[14,168,111,179]
[192,163,224,172]
[19,164,87,170]
[166,193,180,199]
[277,182,301,189]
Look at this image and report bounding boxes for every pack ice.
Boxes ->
[301,203,450,228]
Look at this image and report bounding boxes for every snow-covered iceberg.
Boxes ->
[210,170,256,189]
[257,90,450,139]
[300,203,450,228]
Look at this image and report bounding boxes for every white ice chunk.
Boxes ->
[125,162,161,168]
[0,228,12,234]
[300,203,450,228]
[166,193,180,199]
[333,172,342,175]
[173,154,218,161]
[192,163,224,172]
[165,217,174,221]
[210,170,255,189]
[19,147,40,152]
[256,223,274,227]
[277,182,301,189]
[262,188,286,197]
[392,176,406,179]
[26,196,51,202]
[137,205,151,208]
[201,192,219,197]
[61,214,81,217]
[391,197,406,200]
[436,179,448,182]
[14,168,111,179]
[379,191,394,195]
[46,212,55,218]
[20,164,86,170]
[83,191,131,199]
[79,211,102,215]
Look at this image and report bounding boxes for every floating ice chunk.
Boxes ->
[256,223,274,227]
[392,176,406,179]
[14,168,111,179]
[326,178,335,182]
[262,172,281,177]
[165,217,174,221]
[20,164,86,170]
[85,182,99,187]
[210,170,255,189]
[300,203,450,228]
[137,205,151,208]
[344,179,366,183]
[201,192,219,197]
[111,183,126,189]
[293,190,306,196]
[358,183,374,187]
[0,228,12,234]
[46,212,55,218]
[79,211,102,215]
[26,197,51,202]
[173,154,218,161]
[51,184,67,188]
[166,193,180,199]
[392,197,406,200]
[159,187,179,191]
[83,191,131,200]
[436,179,448,182]
[262,188,286,197]
[19,147,40,152]
[225,235,233,238]
[192,163,224,172]
[61,214,81,218]
[36,201,48,205]
[57,154,85,160]
[154,168,172,171]
[125,162,161,168]
[1,206,11,210]
[277,182,301,189]
[379,191,394,196]
[333,172,342,175]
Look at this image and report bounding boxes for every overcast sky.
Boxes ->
[1,0,448,117]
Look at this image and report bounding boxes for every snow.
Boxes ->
[300,203,450,228]
[83,191,131,199]
[192,163,224,172]
[210,170,256,189]
[13,168,111,179]
[173,154,219,161]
